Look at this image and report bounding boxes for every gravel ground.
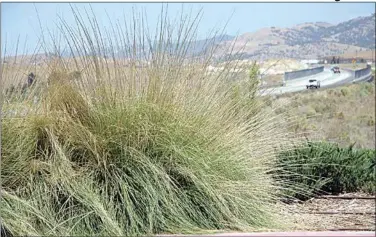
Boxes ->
[159,192,375,237]
[280,192,375,231]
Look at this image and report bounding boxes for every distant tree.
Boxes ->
[28,73,36,87]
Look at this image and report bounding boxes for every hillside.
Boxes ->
[214,14,375,60]
[321,14,376,48]
[267,81,375,149]
[338,49,375,60]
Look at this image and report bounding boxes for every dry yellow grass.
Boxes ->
[338,50,375,61]
[268,82,375,149]
[337,63,369,70]
[1,7,304,236]
[260,74,283,88]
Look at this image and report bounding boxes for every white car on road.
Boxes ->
[306,79,321,89]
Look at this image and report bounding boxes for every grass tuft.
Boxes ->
[1,7,301,236]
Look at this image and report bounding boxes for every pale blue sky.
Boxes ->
[1,2,375,56]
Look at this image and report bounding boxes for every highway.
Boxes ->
[258,66,373,96]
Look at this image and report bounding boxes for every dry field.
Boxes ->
[337,63,369,70]
[268,81,375,149]
[338,50,375,61]
[260,74,283,88]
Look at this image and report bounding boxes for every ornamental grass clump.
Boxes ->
[1,6,299,236]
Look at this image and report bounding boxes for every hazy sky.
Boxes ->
[1,2,375,56]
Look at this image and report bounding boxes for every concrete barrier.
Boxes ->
[354,65,372,79]
[345,65,373,83]
[284,66,324,81]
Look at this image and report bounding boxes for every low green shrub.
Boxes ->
[313,103,332,114]
[277,141,376,200]
[340,88,350,97]
[336,111,345,120]
[358,83,374,97]
[367,118,375,126]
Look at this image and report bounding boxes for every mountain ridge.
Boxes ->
[212,13,375,60]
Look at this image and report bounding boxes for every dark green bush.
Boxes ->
[277,141,375,200]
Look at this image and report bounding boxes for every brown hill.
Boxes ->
[214,14,375,60]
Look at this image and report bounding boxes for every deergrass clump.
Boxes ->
[1,6,300,236]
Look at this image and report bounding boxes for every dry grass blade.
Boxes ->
[1,5,302,236]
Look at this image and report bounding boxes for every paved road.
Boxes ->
[258,67,372,96]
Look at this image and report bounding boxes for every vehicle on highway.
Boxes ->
[306,79,320,89]
[331,66,341,73]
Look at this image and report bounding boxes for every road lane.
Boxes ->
[258,68,356,96]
